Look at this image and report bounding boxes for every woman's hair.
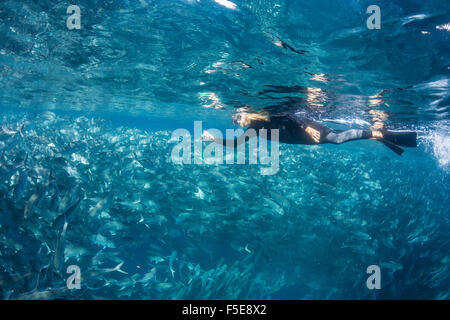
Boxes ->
[232,105,270,124]
[246,112,270,122]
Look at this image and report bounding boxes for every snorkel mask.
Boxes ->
[232,113,242,125]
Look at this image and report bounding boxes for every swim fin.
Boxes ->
[383,130,417,147]
[381,139,404,156]
[378,130,417,156]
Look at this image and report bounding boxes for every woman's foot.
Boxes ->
[371,130,384,139]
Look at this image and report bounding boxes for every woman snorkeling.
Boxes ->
[202,106,417,155]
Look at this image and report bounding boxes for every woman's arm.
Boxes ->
[201,130,246,147]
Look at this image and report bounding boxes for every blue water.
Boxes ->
[0,0,449,299]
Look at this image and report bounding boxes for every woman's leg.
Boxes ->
[302,119,374,144]
[323,129,373,144]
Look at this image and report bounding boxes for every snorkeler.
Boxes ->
[202,106,417,155]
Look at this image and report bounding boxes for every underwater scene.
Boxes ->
[0,0,449,300]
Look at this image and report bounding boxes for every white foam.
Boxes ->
[214,0,237,10]
[401,14,430,26]
[423,124,450,170]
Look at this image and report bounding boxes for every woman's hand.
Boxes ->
[305,126,321,143]
[201,130,216,142]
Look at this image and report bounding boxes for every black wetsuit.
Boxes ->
[226,114,372,146]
